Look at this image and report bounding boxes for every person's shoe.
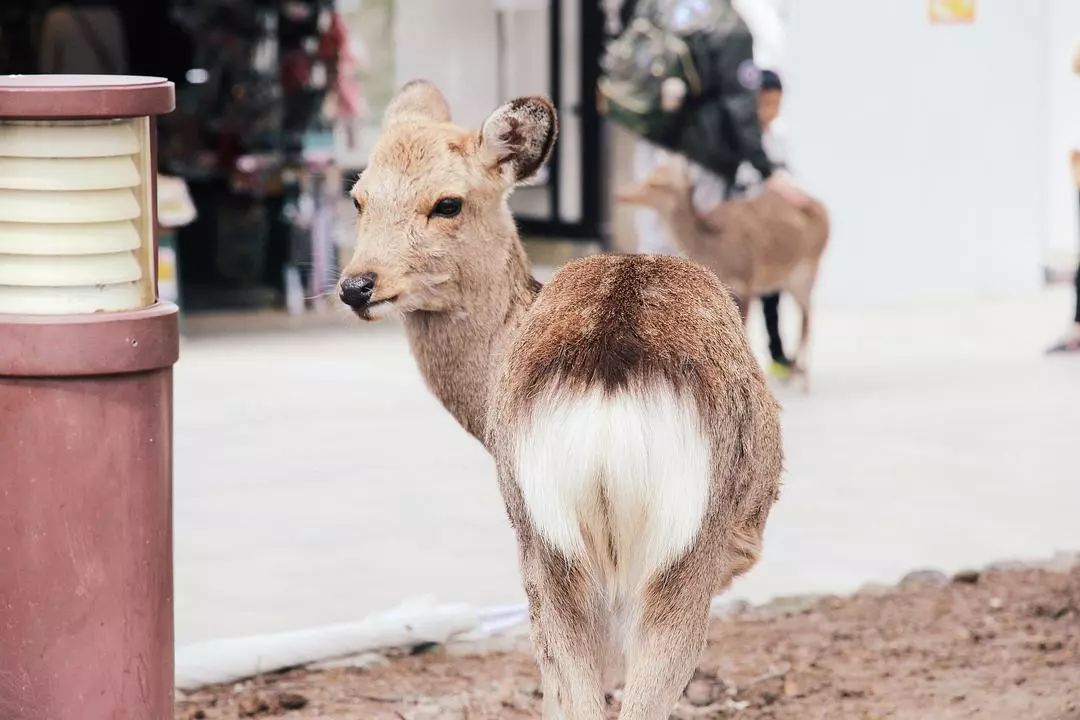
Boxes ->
[1047,325,1080,354]
[769,358,795,380]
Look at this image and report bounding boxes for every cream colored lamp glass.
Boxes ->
[0,118,155,314]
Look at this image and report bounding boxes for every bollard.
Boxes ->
[0,75,177,720]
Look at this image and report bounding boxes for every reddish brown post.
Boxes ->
[0,76,178,720]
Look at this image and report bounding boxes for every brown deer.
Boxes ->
[619,163,829,383]
[339,80,782,720]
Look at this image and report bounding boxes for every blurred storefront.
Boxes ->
[0,0,605,317]
[2,1,356,314]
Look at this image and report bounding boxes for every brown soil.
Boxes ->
[177,566,1080,720]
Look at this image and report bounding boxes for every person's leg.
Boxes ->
[761,292,789,367]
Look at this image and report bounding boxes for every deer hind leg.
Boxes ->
[787,264,817,392]
[521,540,608,720]
[617,550,713,720]
[794,298,812,392]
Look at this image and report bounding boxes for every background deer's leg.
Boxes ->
[788,268,817,391]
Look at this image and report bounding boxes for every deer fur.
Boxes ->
[341,81,782,720]
[620,163,829,380]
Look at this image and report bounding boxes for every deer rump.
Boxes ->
[511,381,712,600]
[700,190,830,295]
[491,255,773,612]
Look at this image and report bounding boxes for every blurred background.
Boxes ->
[3,0,1078,650]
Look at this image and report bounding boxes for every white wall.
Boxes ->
[393,0,500,129]
[392,0,582,224]
[785,0,1049,304]
[1045,0,1080,265]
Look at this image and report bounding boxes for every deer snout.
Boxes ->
[339,273,377,309]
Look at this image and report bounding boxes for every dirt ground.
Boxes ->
[177,564,1080,720]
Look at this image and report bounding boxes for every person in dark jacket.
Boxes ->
[615,0,805,253]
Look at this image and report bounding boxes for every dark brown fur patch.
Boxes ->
[502,254,753,404]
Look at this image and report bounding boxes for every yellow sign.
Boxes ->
[929,0,975,24]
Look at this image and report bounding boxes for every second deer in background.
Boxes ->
[620,162,829,388]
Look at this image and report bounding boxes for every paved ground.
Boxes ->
[174,286,1080,648]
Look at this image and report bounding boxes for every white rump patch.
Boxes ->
[513,382,712,596]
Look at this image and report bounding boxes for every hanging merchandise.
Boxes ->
[159,0,350,313]
[320,10,364,148]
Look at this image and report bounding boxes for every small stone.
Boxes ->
[951,694,966,703]
[684,679,716,707]
[237,694,270,717]
[783,677,800,698]
[988,597,1004,610]
[691,667,715,681]
[1032,603,1071,620]
[277,692,309,710]
[190,711,207,720]
[1037,639,1064,652]
[518,677,543,698]
[952,570,980,584]
[899,570,949,588]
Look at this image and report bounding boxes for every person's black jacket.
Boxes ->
[622,0,773,185]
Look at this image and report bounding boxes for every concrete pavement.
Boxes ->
[174,287,1080,647]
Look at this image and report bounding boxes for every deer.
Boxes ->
[338,80,782,720]
[619,162,829,386]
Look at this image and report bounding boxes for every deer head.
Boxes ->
[616,159,694,216]
[339,80,557,319]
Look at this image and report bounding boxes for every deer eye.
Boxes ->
[431,197,463,218]
[352,196,362,213]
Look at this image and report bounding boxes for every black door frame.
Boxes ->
[516,0,605,243]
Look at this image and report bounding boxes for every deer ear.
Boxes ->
[479,96,557,184]
[384,80,451,126]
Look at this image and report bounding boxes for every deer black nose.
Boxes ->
[340,273,376,309]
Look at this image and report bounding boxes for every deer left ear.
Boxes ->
[479,96,557,184]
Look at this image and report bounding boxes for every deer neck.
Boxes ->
[662,192,717,256]
[402,227,538,448]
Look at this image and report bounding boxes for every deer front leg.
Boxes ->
[520,537,607,720]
